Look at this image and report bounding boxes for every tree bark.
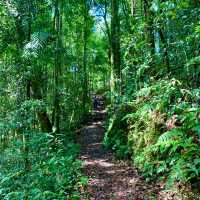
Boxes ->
[111,0,121,103]
[143,0,155,57]
[159,29,170,73]
[82,0,89,116]
[131,0,136,16]
[30,80,52,132]
[53,0,63,134]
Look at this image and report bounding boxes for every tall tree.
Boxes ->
[52,0,63,134]
[143,0,155,66]
[82,0,89,116]
[131,0,136,16]
[111,0,121,104]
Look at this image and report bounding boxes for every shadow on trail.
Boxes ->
[79,96,160,200]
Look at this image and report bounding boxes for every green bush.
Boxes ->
[103,103,133,159]
[0,100,87,200]
[105,79,200,189]
[0,139,87,200]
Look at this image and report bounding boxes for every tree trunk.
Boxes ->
[143,0,155,81]
[82,0,89,117]
[53,0,63,134]
[111,0,121,104]
[30,80,52,132]
[131,0,136,16]
[143,0,155,58]
[159,29,170,73]
[102,1,112,85]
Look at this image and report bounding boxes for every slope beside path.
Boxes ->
[79,96,175,200]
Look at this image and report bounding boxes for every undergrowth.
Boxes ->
[104,79,200,195]
[0,100,88,200]
[0,136,87,200]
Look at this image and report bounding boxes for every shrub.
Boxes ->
[105,79,200,190]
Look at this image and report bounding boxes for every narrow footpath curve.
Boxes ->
[79,96,169,200]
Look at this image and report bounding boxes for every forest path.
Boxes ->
[79,96,159,200]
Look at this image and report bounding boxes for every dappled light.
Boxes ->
[79,98,158,199]
[0,0,200,199]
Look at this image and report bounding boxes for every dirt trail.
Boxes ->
[79,96,163,200]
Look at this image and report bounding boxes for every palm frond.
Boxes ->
[23,31,51,58]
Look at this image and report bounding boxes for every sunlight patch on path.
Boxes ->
[80,99,159,200]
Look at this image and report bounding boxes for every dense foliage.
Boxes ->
[0,0,200,199]
[103,0,200,196]
[0,0,97,199]
[104,80,200,188]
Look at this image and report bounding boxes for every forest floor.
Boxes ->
[79,96,179,200]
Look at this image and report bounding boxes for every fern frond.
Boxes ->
[158,129,184,142]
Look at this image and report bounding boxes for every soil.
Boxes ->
[79,96,180,200]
